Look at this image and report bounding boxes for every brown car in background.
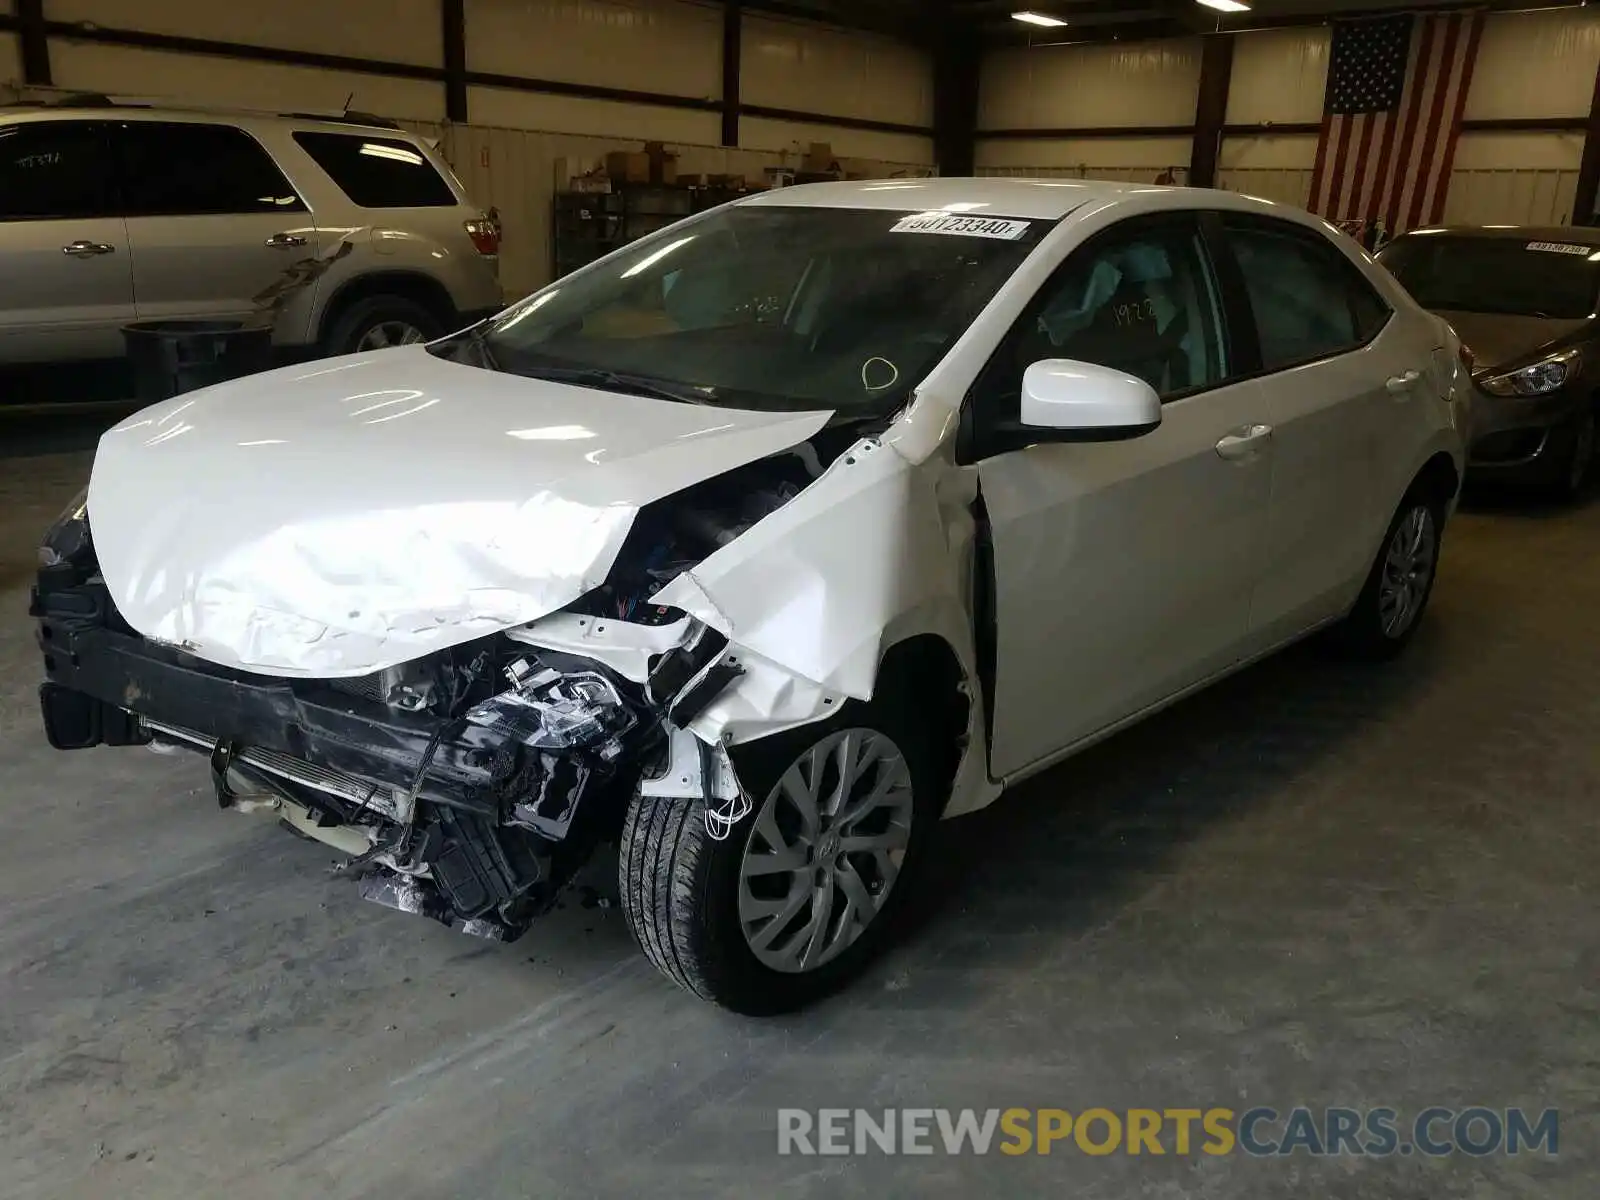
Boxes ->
[1378,225,1600,498]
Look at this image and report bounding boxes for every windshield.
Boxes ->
[1377,235,1600,319]
[474,204,1046,416]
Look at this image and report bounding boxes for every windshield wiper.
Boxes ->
[508,365,717,405]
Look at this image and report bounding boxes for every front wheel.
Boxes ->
[1551,409,1595,501]
[619,693,946,1014]
[1328,490,1444,660]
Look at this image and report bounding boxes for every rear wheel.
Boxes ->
[619,687,947,1014]
[323,294,445,356]
[1329,488,1445,660]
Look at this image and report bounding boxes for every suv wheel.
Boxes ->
[619,687,946,1014]
[1329,487,1445,660]
[324,295,445,356]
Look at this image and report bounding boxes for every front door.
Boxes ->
[969,213,1275,779]
[0,121,134,364]
[113,121,318,335]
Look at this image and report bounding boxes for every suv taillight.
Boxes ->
[465,216,500,256]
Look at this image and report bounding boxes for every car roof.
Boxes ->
[736,177,1318,225]
[0,103,409,139]
[735,177,1156,220]
[1393,224,1600,246]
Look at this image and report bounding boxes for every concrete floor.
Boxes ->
[1,408,1595,1198]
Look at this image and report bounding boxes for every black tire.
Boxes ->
[322,294,446,357]
[1328,485,1446,660]
[619,682,949,1015]
[1549,409,1595,501]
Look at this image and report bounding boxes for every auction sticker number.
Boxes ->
[1526,241,1592,256]
[891,212,1032,241]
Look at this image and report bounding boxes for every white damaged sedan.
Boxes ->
[36,180,1466,1012]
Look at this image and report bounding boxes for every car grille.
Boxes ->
[329,672,389,704]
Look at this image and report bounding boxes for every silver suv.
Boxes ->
[0,102,504,366]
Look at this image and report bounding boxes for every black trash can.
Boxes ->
[121,320,274,404]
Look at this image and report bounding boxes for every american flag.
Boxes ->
[1307,12,1484,236]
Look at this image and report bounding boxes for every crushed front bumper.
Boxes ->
[32,564,658,938]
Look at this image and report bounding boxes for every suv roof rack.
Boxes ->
[283,110,403,130]
[1,91,150,110]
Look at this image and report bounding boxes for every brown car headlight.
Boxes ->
[1479,349,1581,397]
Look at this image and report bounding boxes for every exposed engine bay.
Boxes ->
[34,436,851,942]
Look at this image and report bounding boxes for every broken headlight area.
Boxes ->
[34,441,838,943]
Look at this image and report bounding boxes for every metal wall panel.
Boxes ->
[979,40,1203,131]
[51,0,444,67]
[1219,134,1320,171]
[466,0,723,100]
[976,136,1192,172]
[47,40,448,120]
[466,84,720,141]
[741,14,933,127]
[1442,168,1579,226]
[1225,27,1329,127]
[738,115,934,166]
[1451,130,1585,172]
[1463,9,1600,122]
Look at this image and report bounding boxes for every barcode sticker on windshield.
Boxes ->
[891,212,1032,240]
[1526,241,1591,255]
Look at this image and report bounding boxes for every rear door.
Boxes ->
[113,120,318,334]
[1213,213,1424,647]
[0,120,134,363]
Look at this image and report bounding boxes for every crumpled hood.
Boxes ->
[88,348,831,677]
[1434,310,1589,373]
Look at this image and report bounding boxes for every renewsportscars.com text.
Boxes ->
[777,1106,1559,1158]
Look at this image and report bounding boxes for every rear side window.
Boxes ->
[115,122,305,216]
[1223,216,1391,370]
[0,122,115,220]
[292,132,455,208]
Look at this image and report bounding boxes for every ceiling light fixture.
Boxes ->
[1012,11,1069,26]
[1195,0,1251,10]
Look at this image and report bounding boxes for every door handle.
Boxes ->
[1215,423,1273,461]
[1386,369,1422,395]
[264,232,308,248]
[61,240,115,257]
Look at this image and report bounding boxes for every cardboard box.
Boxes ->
[605,151,651,184]
[643,141,678,185]
[803,141,836,173]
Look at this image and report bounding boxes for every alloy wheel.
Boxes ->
[356,321,427,351]
[737,728,915,974]
[1378,504,1437,639]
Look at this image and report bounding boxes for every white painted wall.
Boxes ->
[1464,8,1600,121]
[980,39,1202,131]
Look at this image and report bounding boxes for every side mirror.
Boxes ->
[1020,359,1162,441]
